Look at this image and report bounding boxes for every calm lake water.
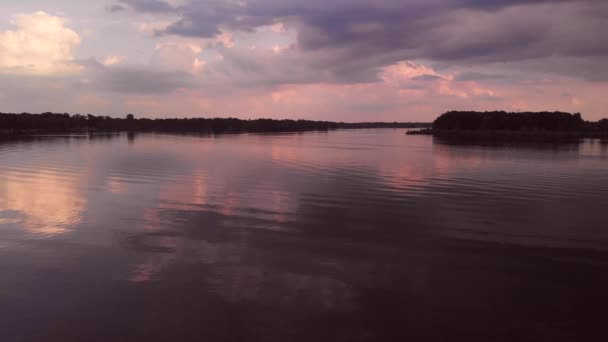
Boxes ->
[1,130,608,341]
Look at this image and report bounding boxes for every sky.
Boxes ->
[0,0,607,122]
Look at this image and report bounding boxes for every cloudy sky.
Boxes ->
[0,0,607,121]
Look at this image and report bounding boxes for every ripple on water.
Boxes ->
[2,131,608,341]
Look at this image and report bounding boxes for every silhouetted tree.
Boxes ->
[433,111,585,131]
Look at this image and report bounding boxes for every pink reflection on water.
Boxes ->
[106,176,129,195]
[0,170,86,236]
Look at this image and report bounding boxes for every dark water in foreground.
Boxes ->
[1,130,608,341]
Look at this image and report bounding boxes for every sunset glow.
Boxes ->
[0,0,606,121]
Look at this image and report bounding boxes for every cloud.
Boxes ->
[454,71,507,82]
[135,20,173,36]
[215,32,235,48]
[151,42,205,74]
[513,56,608,82]
[3,1,608,121]
[381,61,444,83]
[0,11,82,75]
[102,55,127,66]
[118,0,176,13]
[91,66,194,94]
[412,74,443,81]
[71,58,194,95]
[121,0,607,85]
[106,4,127,13]
[196,45,349,90]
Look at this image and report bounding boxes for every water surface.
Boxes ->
[1,130,607,341]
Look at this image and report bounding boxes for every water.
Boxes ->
[1,130,607,341]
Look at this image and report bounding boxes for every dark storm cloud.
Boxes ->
[295,0,608,62]
[196,44,393,90]
[118,0,175,13]
[121,0,608,83]
[105,4,126,12]
[162,0,278,38]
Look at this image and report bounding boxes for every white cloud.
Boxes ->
[135,20,173,36]
[151,42,205,74]
[269,22,286,33]
[215,32,235,48]
[381,61,443,83]
[0,11,81,75]
[379,60,496,100]
[102,55,127,66]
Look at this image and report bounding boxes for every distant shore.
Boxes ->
[407,111,608,140]
[0,112,431,136]
[407,128,608,140]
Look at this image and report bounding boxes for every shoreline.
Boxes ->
[0,113,431,136]
[407,129,608,140]
[407,111,608,141]
[1,125,433,137]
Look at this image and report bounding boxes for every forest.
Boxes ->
[0,112,430,135]
[433,111,587,131]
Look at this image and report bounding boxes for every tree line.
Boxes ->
[433,111,608,132]
[0,112,430,134]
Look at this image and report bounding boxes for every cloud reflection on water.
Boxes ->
[0,170,86,236]
[2,131,608,341]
